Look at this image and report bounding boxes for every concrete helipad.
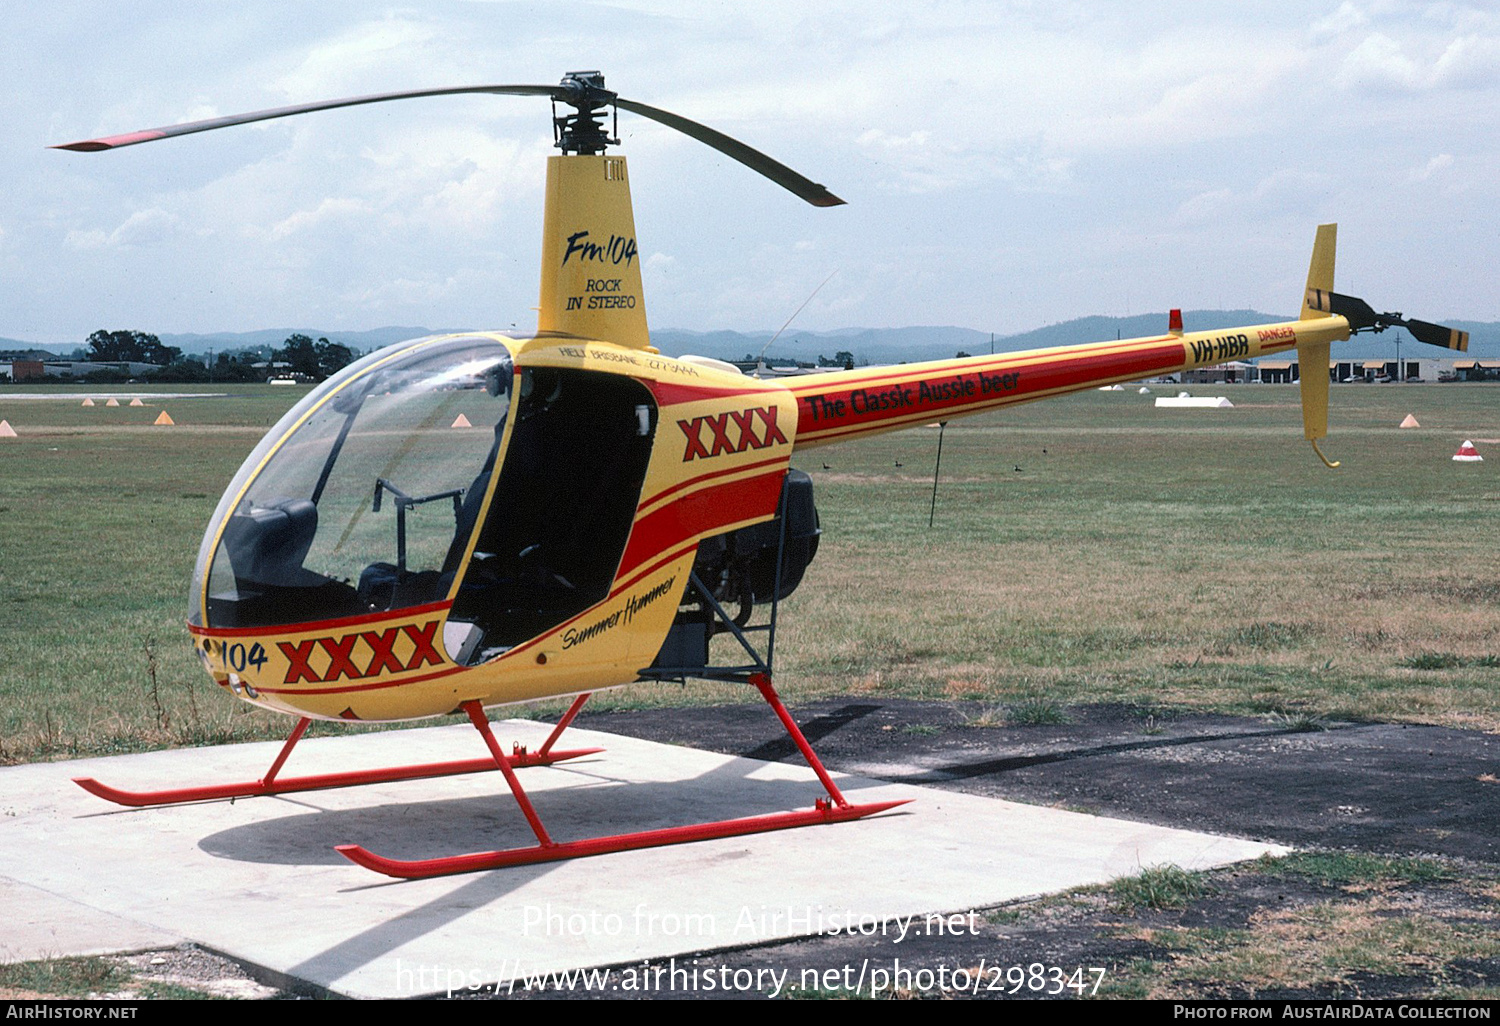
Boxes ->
[0,718,1283,998]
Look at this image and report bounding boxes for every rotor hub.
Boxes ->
[552,70,618,155]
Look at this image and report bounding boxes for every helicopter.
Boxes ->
[56,71,1469,879]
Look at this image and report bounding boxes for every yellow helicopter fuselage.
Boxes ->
[184,317,1352,722]
[180,154,1416,724]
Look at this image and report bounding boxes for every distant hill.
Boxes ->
[6,313,1496,366]
[655,312,1500,363]
[1000,312,1500,360]
[996,311,1283,353]
[649,326,996,365]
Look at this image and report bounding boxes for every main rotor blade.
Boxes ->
[53,79,845,207]
[614,97,844,207]
[52,84,562,151]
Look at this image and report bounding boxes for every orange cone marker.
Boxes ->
[129,398,145,407]
[451,414,472,428]
[82,398,96,407]
[0,420,16,438]
[154,411,174,426]
[105,398,119,407]
[1399,414,1419,428]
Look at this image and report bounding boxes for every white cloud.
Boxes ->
[360,130,552,234]
[179,102,221,124]
[64,229,109,251]
[1336,32,1424,91]
[1311,1,1369,39]
[1177,188,1235,223]
[64,208,180,249]
[642,251,676,297]
[1409,152,1454,181]
[1419,3,1500,34]
[855,128,1072,195]
[343,273,464,307]
[1332,22,1500,94]
[1431,33,1500,87]
[274,16,441,99]
[857,129,975,194]
[1175,170,1333,224]
[261,197,370,241]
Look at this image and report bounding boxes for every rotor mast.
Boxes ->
[535,72,650,349]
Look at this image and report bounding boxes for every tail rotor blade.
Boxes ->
[1307,290,1470,353]
[1306,290,1379,331]
[1403,317,1469,352]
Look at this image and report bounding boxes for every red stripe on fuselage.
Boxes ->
[795,341,1183,440]
[648,379,770,407]
[188,600,454,639]
[636,455,786,516]
[616,469,786,579]
[249,662,465,696]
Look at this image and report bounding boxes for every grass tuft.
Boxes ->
[1266,710,1329,733]
[0,956,127,998]
[1110,864,1208,911]
[1255,852,1455,885]
[1215,621,1314,654]
[1005,698,1070,725]
[964,704,1008,728]
[1402,652,1500,671]
[901,724,942,736]
[1403,652,1464,670]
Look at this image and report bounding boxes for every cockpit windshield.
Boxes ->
[191,335,515,629]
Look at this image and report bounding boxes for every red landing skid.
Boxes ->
[74,677,908,879]
[72,693,601,807]
[338,676,908,878]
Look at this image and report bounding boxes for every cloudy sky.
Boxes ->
[2,1,1496,345]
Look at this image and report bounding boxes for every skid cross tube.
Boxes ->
[336,674,908,879]
[72,703,603,808]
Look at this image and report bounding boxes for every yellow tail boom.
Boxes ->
[786,229,1352,452]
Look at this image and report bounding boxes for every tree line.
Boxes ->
[38,330,359,383]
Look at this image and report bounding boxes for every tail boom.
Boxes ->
[782,223,1460,463]
[785,315,1349,450]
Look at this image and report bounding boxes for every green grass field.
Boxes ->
[1,381,1497,763]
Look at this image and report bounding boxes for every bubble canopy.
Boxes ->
[190,335,516,631]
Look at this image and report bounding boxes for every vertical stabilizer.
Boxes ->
[1301,223,1337,322]
[1298,224,1336,459]
[537,154,650,348]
